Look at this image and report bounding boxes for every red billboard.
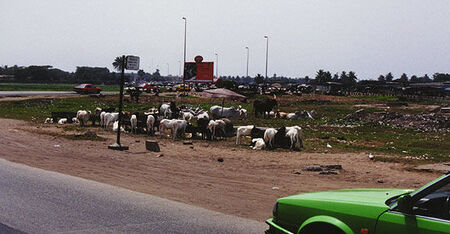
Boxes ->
[184,56,214,83]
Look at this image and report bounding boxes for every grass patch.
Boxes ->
[0,94,448,163]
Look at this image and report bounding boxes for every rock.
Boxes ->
[303,166,323,172]
[217,158,224,162]
[319,171,338,175]
[145,140,160,152]
[322,164,342,170]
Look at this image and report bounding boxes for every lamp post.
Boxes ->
[215,53,219,78]
[166,63,170,76]
[245,46,249,77]
[264,36,269,82]
[182,17,187,84]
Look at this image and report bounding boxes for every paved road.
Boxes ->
[0,159,266,234]
[0,91,117,97]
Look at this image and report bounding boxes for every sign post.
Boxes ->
[108,55,139,151]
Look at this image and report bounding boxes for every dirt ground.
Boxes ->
[0,118,441,222]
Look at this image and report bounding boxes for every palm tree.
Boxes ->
[112,56,124,71]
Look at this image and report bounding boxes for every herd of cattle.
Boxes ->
[43,99,305,150]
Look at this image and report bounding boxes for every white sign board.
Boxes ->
[126,56,140,70]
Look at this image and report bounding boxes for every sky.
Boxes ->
[1,0,449,79]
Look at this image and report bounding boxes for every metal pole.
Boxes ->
[215,53,218,78]
[116,55,125,145]
[245,46,249,77]
[264,36,269,82]
[182,17,187,85]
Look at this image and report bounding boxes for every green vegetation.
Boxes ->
[0,83,119,92]
[0,94,448,163]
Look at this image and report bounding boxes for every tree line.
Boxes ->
[0,65,169,84]
[1,65,449,85]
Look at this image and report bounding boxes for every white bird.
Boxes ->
[369,153,374,160]
[326,143,332,148]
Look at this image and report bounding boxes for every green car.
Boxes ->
[266,173,450,234]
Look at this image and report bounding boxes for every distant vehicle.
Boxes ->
[139,83,159,93]
[266,173,450,234]
[73,84,101,94]
[174,84,191,92]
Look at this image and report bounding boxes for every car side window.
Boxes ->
[413,182,450,220]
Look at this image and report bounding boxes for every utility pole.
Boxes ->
[245,46,249,77]
[182,17,187,85]
[215,53,219,78]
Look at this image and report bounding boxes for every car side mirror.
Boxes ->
[397,195,413,214]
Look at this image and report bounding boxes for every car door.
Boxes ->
[376,180,450,234]
[376,210,449,233]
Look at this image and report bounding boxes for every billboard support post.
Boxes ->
[109,55,139,151]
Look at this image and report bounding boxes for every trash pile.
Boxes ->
[344,109,450,131]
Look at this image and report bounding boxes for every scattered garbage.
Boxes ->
[217,158,224,162]
[272,186,280,190]
[344,109,449,132]
[319,171,338,175]
[303,165,342,174]
[54,144,60,148]
[326,143,332,148]
[369,153,374,160]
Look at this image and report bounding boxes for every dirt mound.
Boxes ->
[344,109,449,131]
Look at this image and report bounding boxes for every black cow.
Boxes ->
[250,126,265,139]
[196,117,211,140]
[274,126,290,149]
[253,99,277,118]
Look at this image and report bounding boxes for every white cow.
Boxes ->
[58,118,68,124]
[112,121,125,132]
[251,138,266,150]
[180,112,195,121]
[104,112,119,130]
[76,110,91,126]
[207,119,226,140]
[100,111,106,127]
[72,117,80,124]
[235,125,254,144]
[196,111,209,121]
[159,103,172,118]
[286,126,303,149]
[264,128,278,148]
[146,115,155,135]
[44,118,53,124]
[159,119,187,140]
[209,105,245,121]
[130,114,138,134]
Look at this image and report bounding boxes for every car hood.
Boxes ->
[281,188,413,207]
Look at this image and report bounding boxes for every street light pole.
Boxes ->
[245,46,249,77]
[182,17,187,84]
[215,53,219,78]
[167,63,169,76]
[264,36,269,83]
